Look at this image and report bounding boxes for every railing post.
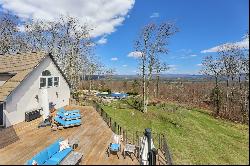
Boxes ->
[123,130,125,143]
[133,132,135,145]
[117,124,120,135]
[126,130,128,144]
[136,131,138,146]
[114,121,117,133]
[158,134,161,149]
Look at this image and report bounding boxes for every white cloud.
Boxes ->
[197,63,203,66]
[122,64,127,67]
[150,12,159,18]
[201,37,249,53]
[111,57,118,61]
[0,0,135,37]
[97,36,107,44]
[128,51,143,58]
[190,54,197,57]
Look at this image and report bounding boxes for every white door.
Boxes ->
[40,88,49,121]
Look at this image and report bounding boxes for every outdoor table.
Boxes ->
[60,151,83,165]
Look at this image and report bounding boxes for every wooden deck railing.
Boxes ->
[70,98,173,165]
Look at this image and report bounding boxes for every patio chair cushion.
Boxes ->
[57,112,81,120]
[49,148,72,163]
[26,138,71,165]
[57,108,80,114]
[32,149,49,165]
[64,119,81,127]
[47,140,61,158]
[110,143,120,151]
[43,159,58,165]
[54,117,81,127]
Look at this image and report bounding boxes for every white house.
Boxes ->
[0,52,71,128]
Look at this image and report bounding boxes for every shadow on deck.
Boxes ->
[0,126,19,149]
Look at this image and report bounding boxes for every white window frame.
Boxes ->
[40,77,47,88]
[47,77,54,88]
[54,77,60,87]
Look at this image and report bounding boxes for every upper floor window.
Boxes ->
[47,77,53,87]
[40,77,46,88]
[54,77,59,86]
[40,70,60,88]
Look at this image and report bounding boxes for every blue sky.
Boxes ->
[0,0,249,75]
[96,0,249,75]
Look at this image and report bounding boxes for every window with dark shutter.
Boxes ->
[54,77,59,86]
[40,77,46,88]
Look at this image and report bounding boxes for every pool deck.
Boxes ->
[0,105,139,165]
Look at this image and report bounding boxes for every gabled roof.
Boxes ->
[0,52,71,101]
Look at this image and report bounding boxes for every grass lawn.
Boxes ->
[101,99,249,165]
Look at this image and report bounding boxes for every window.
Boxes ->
[42,70,51,76]
[48,77,53,87]
[54,77,59,86]
[40,77,46,88]
[40,70,60,88]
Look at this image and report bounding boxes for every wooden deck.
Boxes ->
[0,106,139,165]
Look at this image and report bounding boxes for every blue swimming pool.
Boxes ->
[97,92,128,99]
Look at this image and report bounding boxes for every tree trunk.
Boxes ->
[142,56,147,113]
[215,76,220,116]
[156,75,160,98]
[88,75,92,93]
[226,75,230,113]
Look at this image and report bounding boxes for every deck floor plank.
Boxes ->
[0,106,138,165]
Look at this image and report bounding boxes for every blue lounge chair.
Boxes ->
[26,138,72,165]
[110,143,120,152]
[57,108,80,115]
[54,116,81,128]
[56,112,81,120]
[107,134,121,159]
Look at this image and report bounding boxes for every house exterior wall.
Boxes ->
[4,56,71,127]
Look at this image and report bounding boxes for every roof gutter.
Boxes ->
[48,53,72,88]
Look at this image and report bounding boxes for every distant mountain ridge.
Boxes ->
[113,74,206,79]
[81,74,207,80]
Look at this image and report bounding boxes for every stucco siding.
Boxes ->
[4,56,70,127]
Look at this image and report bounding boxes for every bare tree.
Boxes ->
[0,12,27,54]
[134,21,178,112]
[201,55,223,116]
[153,60,170,98]
[105,68,116,81]
[25,15,94,91]
[218,44,244,115]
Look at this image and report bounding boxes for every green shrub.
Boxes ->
[127,91,139,96]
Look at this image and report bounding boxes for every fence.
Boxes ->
[69,97,173,164]
[91,100,173,165]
